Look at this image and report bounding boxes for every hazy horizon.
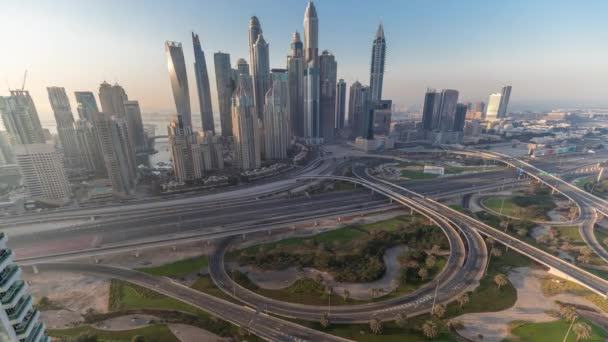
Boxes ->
[2,0,607,121]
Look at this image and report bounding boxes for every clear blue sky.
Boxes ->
[1,0,607,119]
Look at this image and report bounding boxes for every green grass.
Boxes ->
[595,228,608,251]
[308,320,457,342]
[400,170,439,180]
[444,165,504,174]
[482,197,519,217]
[47,324,180,342]
[190,275,241,304]
[109,279,207,316]
[553,226,584,245]
[136,256,209,277]
[511,318,607,341]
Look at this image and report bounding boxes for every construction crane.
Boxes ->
[21,70,27,91]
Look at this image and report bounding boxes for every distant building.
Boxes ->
[47,87,80,169]
[0,233,49,341]
[287,32,305,138]
[214,52,234,136]
[372,100,392,136]
[348,81,374,139]
[421,88,463,144]
[200,132,224,171]
[98,82,128,118]
[192,33,215,133]
[335,79,347,130]
[253,34,270,121]
[74,119,106,177]
[236,58,250,75]
[263,69,290,160]
[303,1,321,143]
[74,91,99,121]
[168,119,203,182]
[248,16,263,78]
[165,41,192,128]
[319,50,337,143]
[370,23,386,102]
[485,93,502,121]
[0,90,46,145]
[232,73,261,170]
[124,100,147,153]
[453,103,467,132]
[14,143,70,204]
[497,85,512,118]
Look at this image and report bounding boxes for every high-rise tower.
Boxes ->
[497,85,512,118]
[303,1,321,143]
[74,91,99,121]
[231,72,261,170]
[252,34,270,120]
[165,41,192,128]
[99,82,128,118]
[192,32,215,133]
[0,90,46,145]
[214,52,234,136]
[248,16,263,72]
[335,79,346,130]
[370,23,386,102]
[47,87,81,169]
[263,69,290,160]
[287,31,304,138]
[319,50,337,143]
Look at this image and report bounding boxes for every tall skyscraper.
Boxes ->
[231,73,261,170]
[165,41,192,128]
[0,233,49,342]
[421,89,441,131]
[192,32,215,133]
[335,79,347,130]
[124,100,147,153]
[0,132,14,165]
[287,31,304,138]
[98,82,128,118]
[248,16,263,73]
[436,89,459,131]
[497,85,512,118]
[168,119,203,183]
[319,50,337,143]
[200,132,225,171]
[14,143,70,204]
[303,1,321,143]
[93,112,137,196]
[370,23,386,102]
[47,87,80,169]
[74,91,99,121]
[0,90,46,145]
[74,119,106,177]
[485,93,502,121]
[453,103,467,132]
[214,52,234,136]
[347,81,363,132]
[236,58,250,75]
[253,34,271,120]
[372,100,392,136]
[263,69,290,160]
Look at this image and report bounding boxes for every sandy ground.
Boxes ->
[168,324,227,342]
[21,271,110,328]
[234,245,408,300]
[455,267,606,342]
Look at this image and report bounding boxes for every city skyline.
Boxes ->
[2,0,607,123]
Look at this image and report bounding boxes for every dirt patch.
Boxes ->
[168,324,228,342]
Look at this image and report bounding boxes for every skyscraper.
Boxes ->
[485,93,502,121]
[231,73,261,170]
[192,32,215,133]
[319,50,337,143]
[248,16,263,73]
[214,52,234,136]
[236,58,250,75]
[253,34,270,120]
[47,87,80,169]
[0,233,49,342]
[497,85,512,118]
[75,91,99,121]
[287,31,304,138]
[165,41,192,128]
[421,89,441,131]
[14,143,70,204]
[93,112,137,196]
[168,119,203,183]
[335,79,346,130]
[453,103,467,132]
[74,119,106,177]
[370,23,386,102]
[347,81,363,133]
[436,89,459,131]
[98,82,128,118]
[372,100,392,136]
[0,90,46,145]
[303,1,321,143]
[263,69,290,160]
[348,82,373,139]
[124,100,147,153]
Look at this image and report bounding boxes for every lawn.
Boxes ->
[400,170,439,180]
[553,226,584,245]
[510,318,607,341]
[307,320,457,342]
[47,324,180,342]
[481,188,559,221]
[482,197,518,217]
[444,165,504,174]
[136,256,209,277]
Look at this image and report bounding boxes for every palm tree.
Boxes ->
[395,312,408,328]
[431,304,446,319]
[573,322,592,341]
[422,320,438,339]
[418,267,429,280]
[320,312,330,328]
[560,305,578,323]
[369,316,383,335]
[457,293,470,308]
[343,289,350,302]
[494,273,508,289]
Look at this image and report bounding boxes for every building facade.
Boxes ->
[98,82,128,118]
[74,91,99,121]
[192,32,215,133]
[253,34,270,121]
[0,90,46,145]
[369,24,386,102]
[263,69,290,160]
[47,87,80,169]
[335,79,346,130]
[168,119,203,183]
[231,73,261,170]
[124,100,147,153]
[214,52,234,136]
[287,31,304,138]
[485,93,502,121]
[319,50,337,143]
[303,1,321,143]
[165,41,192,128]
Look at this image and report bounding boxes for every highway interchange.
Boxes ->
[11,147,608,341]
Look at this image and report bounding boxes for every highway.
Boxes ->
[34,263,351,342]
